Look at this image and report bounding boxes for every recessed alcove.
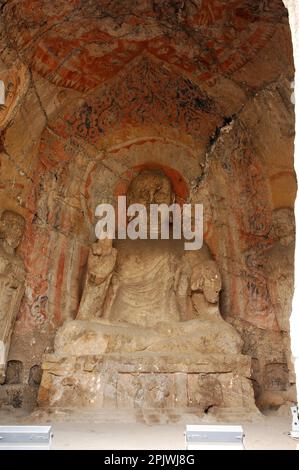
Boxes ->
[0,1,297,434]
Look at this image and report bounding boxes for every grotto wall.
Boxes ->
[0,0,296,413]
[283,0,299,408]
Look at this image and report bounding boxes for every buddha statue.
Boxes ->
[54,169,242,357]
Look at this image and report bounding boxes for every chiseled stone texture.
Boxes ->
[38,353,256,418]
[0,0,296,414]
[283,0,299,405]
[40,191,250,414]
[0,211,25,383]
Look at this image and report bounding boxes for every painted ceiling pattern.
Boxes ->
[2,0,286,91]
[57,58,220,144]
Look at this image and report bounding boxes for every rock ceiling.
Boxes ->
[1,0,287,92]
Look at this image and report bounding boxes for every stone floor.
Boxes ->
[50,418,298,450]
[0,409,298,450]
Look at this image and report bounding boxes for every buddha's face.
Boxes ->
[191,260,221,304]
[126,170,174,234]
[127,170,173,209]
[0,210,25,249]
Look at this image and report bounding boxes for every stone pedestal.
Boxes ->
[38,352,257,418]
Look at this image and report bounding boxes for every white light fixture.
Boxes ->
[291,406,299,439]
[0,426,53,450]
[185,425,245,450]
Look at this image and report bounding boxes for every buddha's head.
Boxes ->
[127,169,173,208]
[0,210,25,250]
[126,169,175,235]
[191,260,221,304]
[91,238,113,256]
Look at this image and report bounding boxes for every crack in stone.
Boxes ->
[193,75,294,192]
[30,71,49,125]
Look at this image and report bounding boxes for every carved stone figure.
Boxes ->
[0,210,26,383]
[59,169,241,356]
[108,239,181,326]
[77,238,117,320]
[127,169,174,231]
[39,169,256,413]
[264,208,295,332]
[177,246,222,320]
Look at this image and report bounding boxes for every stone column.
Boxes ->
[283,0,299,405]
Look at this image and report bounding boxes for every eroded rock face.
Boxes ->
[41,199,249,414]
[76,170,227,329]
[109,240,182,326]
[38,352,256,418]
[229,318,297,411]
[2,0,287,92]
[76,239,117,321]
[127,169,174,213]
[0,210,25,383]
[0,60,29,130]
[225,207,296,411]
[0,0,296,415]
[264,208,295,333]
[54,317,243,357]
